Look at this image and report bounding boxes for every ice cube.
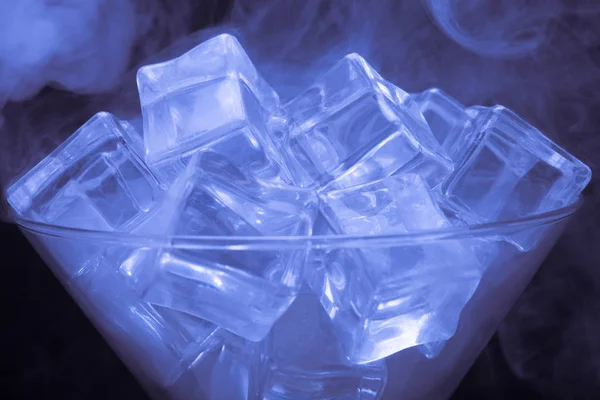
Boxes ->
[126,152,318,341]
[6,112,162,277]
[320,174,450,235]
[440,106,592,250]
[185,330,265,400]
[118,117,145,158]
[7,112,160,229]
[261,291,387,399]
[310,174,482,363]
[281,53,453,191]
[411,88,472,159]
[73,254,262,398]
[137,34,290,185]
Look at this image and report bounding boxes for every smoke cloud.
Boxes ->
[0,0,136,102]
[0,1,599,396]
[0,0,229,210]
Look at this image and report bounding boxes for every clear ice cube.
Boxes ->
[185,330,265,400]
[281,53,453,191]
[441,105,592,250]
[310,174,482,363]
[118,117,145,158]
[411,88,472,159]
[6,112,162,277]
[320,174,450,235]
[126,152,318,341]
[7,112,161,230]
[261,291,387,399]
[137,34,290,185]
[74,254,262,399]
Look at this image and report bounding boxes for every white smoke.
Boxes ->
[0,0,137,103]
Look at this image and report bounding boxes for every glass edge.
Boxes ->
[10,196,583,250]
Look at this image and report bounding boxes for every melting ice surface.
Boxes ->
[6,33,592,399]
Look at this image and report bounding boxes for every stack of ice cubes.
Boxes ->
[6,33,591,399]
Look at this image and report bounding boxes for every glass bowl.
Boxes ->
[13,197,581,400]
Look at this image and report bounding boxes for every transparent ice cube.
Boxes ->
[441,106,592,250]
[184,330,265,400]
[320,174,450,235]
[411,88,472,160]
[137,34,290,185]
[6,112,163,277]
[311,174,482,363]
[281,53,453,191]
[118,117,145,158]
[125,152,318,341]
[73,254,262,398]
[7,112,160,229]
[261,291,387,399]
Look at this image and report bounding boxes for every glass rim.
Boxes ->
[13,197,582,250]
